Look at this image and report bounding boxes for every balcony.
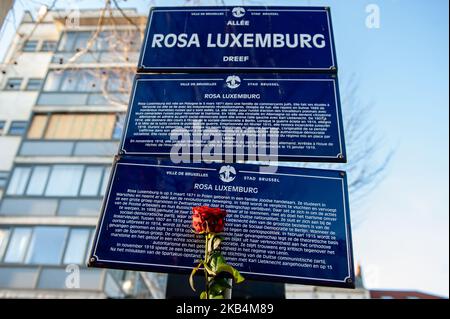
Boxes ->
[51,51,140,65]
[37,92,129,106]
[0,197,103,217]
[0,265,152,298]
[19,140,119,157]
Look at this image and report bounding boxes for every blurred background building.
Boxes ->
[0,6,167,298]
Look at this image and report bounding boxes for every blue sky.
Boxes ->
[1,0,448,297]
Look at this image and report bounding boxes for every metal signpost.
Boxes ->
[120,73,346,162]
[138,6,337,72]
[89,157,354,288]
[89,6,355,295]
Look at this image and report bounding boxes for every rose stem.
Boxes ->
[204,233,210,299]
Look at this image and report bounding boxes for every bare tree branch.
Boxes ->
[65,0,110,65]
[3,0,58,66]
[111,0,142,33]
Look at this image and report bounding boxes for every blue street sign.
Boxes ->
[138,6,337,72]
[120,73,346,163]
[89,156,355,288]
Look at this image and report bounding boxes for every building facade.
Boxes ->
[0,8,166,299]
[370,290,444,299]
[285,265,370,299]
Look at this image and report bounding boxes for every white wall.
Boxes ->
[0,136,20,170]
[0,19,58,172]
[285,284,370,299]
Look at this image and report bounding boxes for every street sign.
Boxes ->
[89,156,355,288]
[138,6,337,72]
[120,73,346,163]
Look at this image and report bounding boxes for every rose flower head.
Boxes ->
[192,206,227,234]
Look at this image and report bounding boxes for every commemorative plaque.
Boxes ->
[89,157,355,288]
[120,73,346,162]
[89,5,355,291]
[138,6,337,72]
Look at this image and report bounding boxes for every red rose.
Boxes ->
[192,206,227,234]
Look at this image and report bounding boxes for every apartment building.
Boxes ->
[0,8,166,298]
[0,6,370,299]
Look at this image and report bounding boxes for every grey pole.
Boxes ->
[223,278,233,299]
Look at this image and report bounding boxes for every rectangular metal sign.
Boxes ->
[89,156,355,288]
[120,73,346,162]
[138,6,337,72]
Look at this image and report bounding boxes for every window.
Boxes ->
[42,69,133,93]
[4,78,22,90]
[100,166,111,196]
[26,166,50,195]
[3,228,32,263]
[63,228,91,264]
[106,72,122,92]
[57,31,141,52]
[59,70,99,92]
[0,229,10,261]
[80,166,104,196]
[38,80,132,105]
[58,31,78,51]
[43,71,63,91]
[41,40,57,52]
[0,171,8,189]
[22,40,38,52]
[6,167,31,195]
[27,115,48,138]
[0,121,5,135]
[46,114,115,139]
[6,165,110,197]
[25,227,68,265]
[74,32,91,51]
[0,226,94,265]
[27,113,116,140]
[45,165,84,196]
[8,121,27,136]
[113,114,125,140]
[25,78,43,91]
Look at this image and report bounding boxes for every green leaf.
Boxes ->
[209,278,231,295]
[213,236,223,250]
[203,262,216,276]
[207,234,215,253]
[207,234,223,252]
[210,252,226,273]
[200,291,208,299]
[210,294,224,299]
[189,261,203,292]
[216,264,245,284]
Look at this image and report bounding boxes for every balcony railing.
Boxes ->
[0,265,125,298]
[19,140,119,157]
[51,51,140,65]
[0,197,102,216]
[37,92,129,106]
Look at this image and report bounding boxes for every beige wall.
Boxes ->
[0,0,14,29]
